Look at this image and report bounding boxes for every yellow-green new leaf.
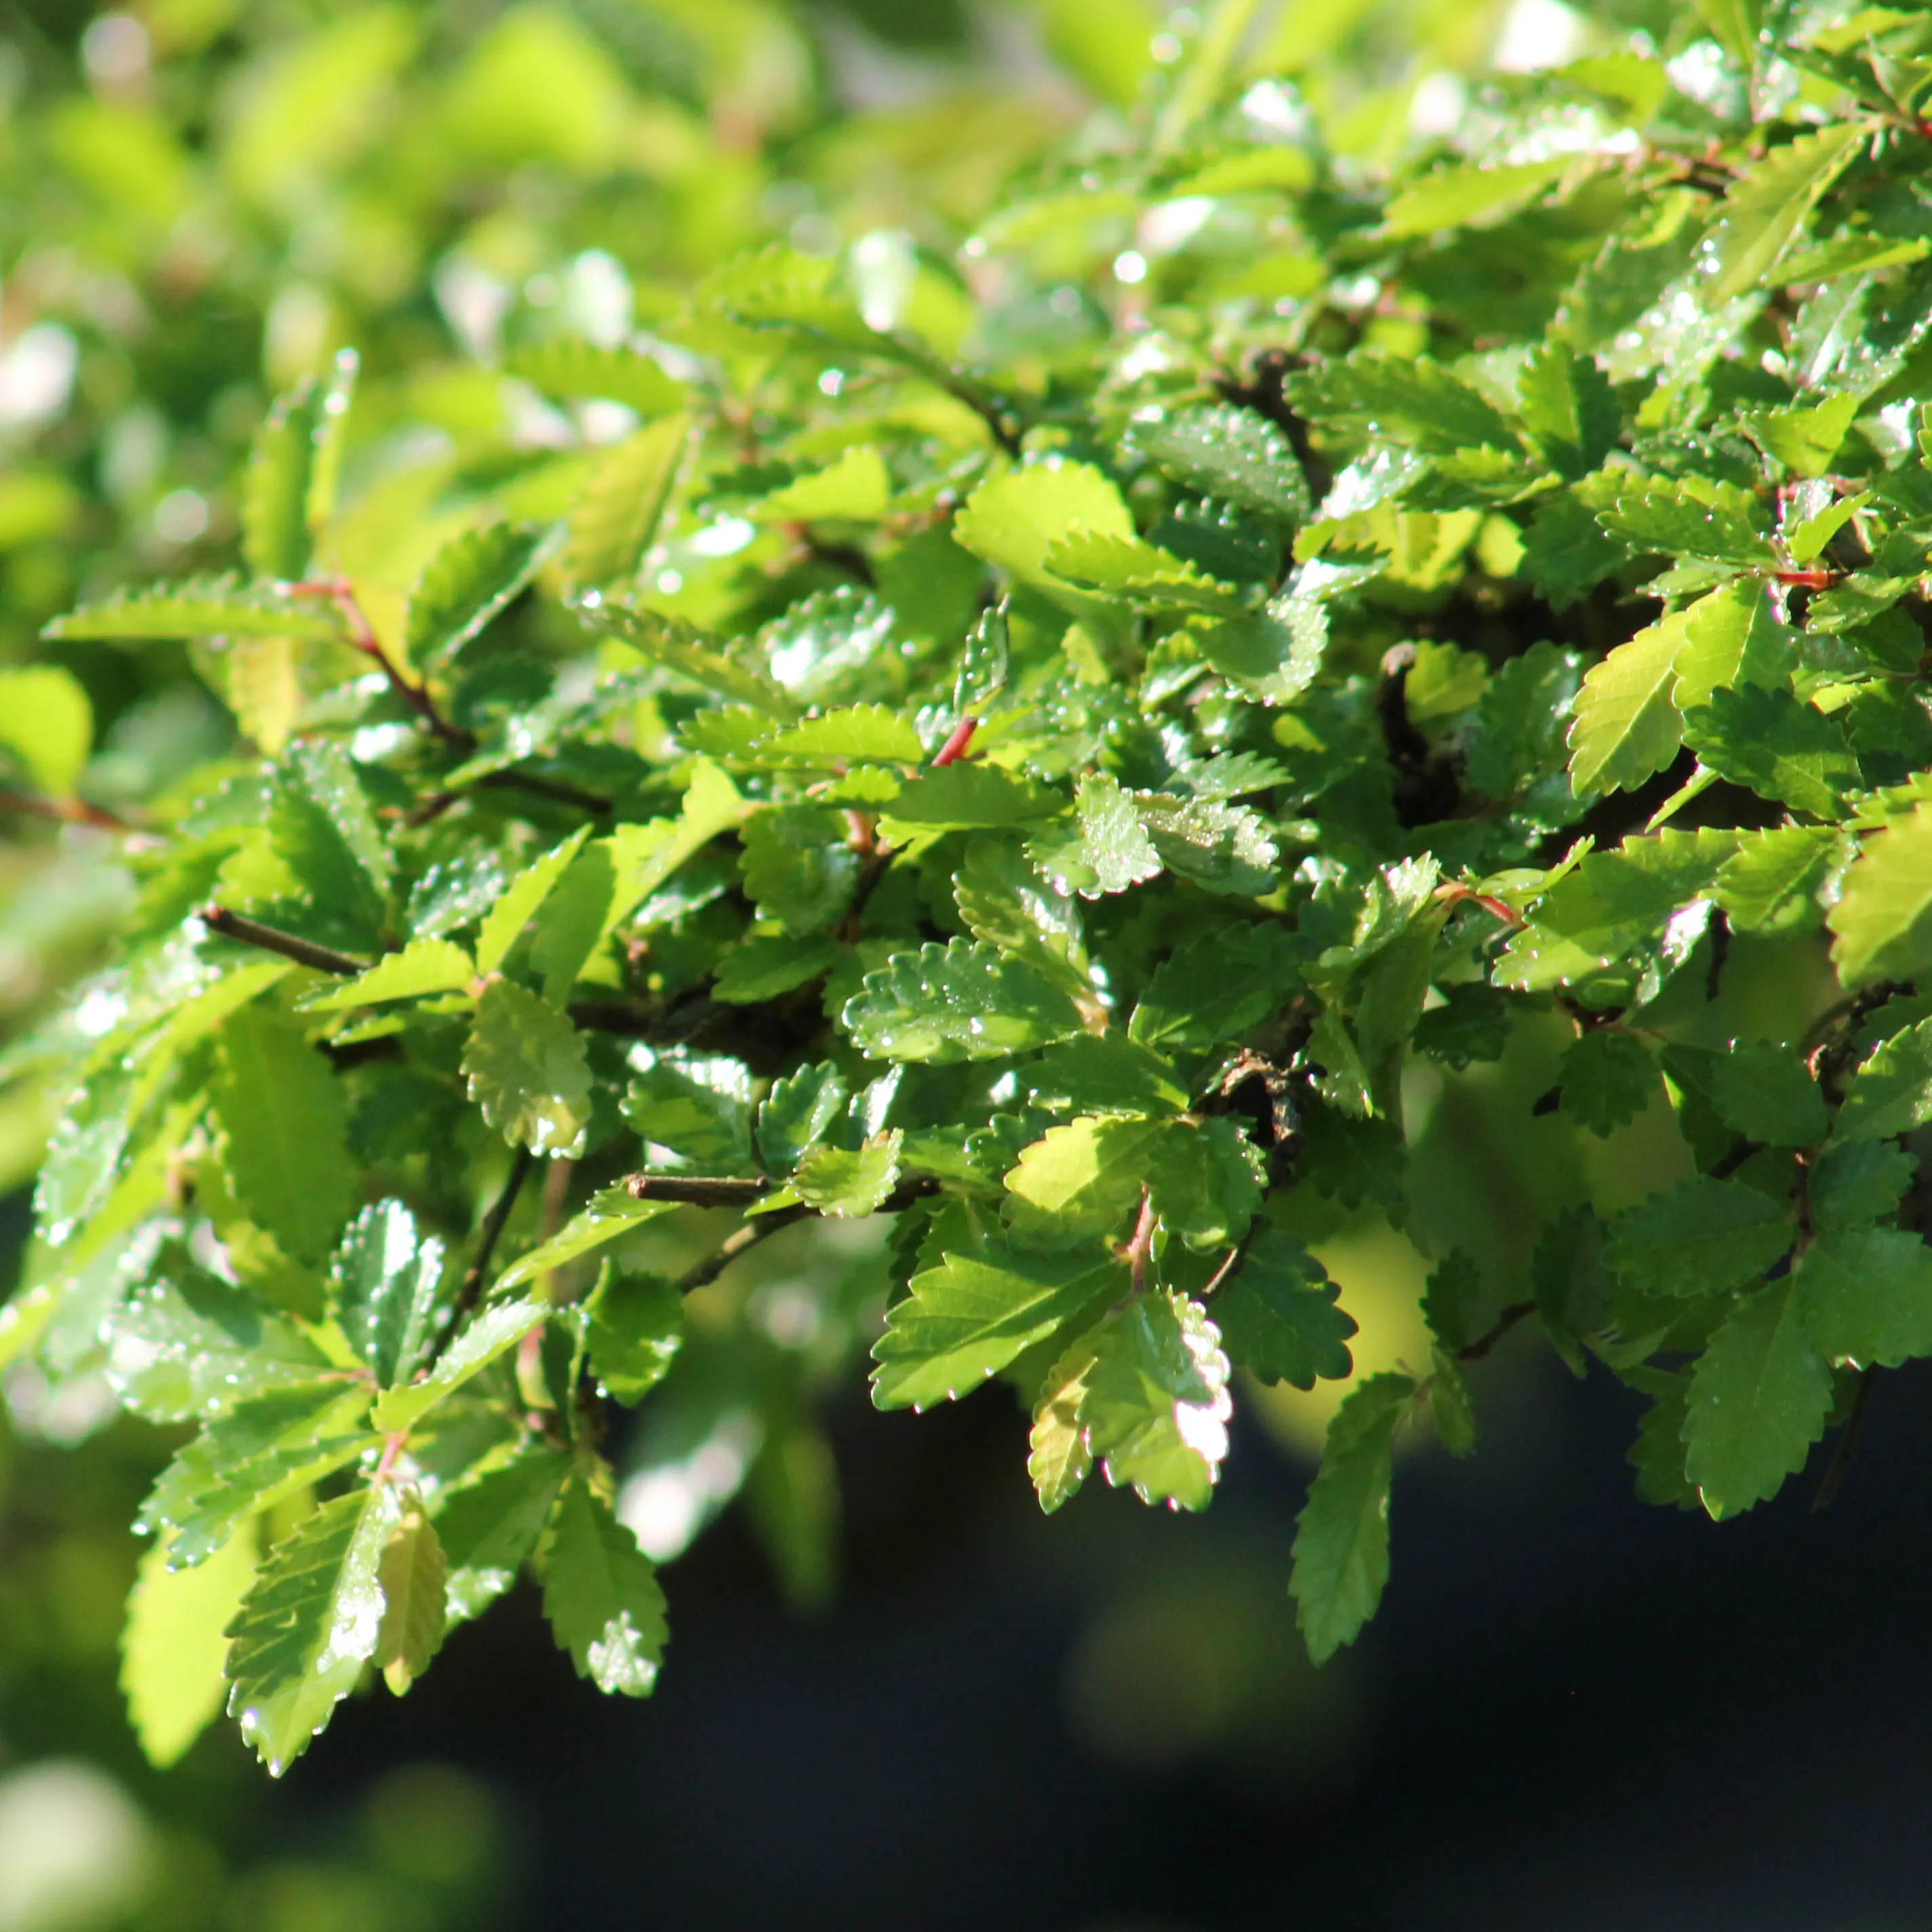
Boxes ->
[1828,802,1932,989]
[564,413,690,589]
[1568,600,1701,798]
[122,1522,260,1769]
[374,1507,447,1695]
[0,664,91,795]
[303,938,476,1010]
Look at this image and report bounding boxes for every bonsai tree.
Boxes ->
[12,0,1932,1775]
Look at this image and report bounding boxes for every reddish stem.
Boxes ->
[1775,568,1838,590]
[290,577,475,751]
[931,716,979,767]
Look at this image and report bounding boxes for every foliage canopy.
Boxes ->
[13,0,1932,1777]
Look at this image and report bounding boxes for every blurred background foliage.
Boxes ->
[0,0,1804,1927]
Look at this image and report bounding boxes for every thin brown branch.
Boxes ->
[668,1175,940,1295]
[0,786,143,834]
[201,904,368,976]
[625,1173,773,1207]
[476,769,613,814]
[444,1146,537,1341]
[673,1208,809,1294]
[1457,1299,1537,1364]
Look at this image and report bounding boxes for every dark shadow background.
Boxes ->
[279,1345,1932,1932]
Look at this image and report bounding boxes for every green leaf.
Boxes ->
[475,826,593,975]
[1706,1043,1828,1147]
[225,1485,398,1775]
[623,1045,754,1171]
[754,445,891,521]
[1146,1117,1265,1250]
[756,1062,849,1172]
[463,978,593,1158]
[1796,1228,1932,1368]
[1558,1029,1659,1136]
[539,1476,668,1697]
[872,1240,1120,1410]
[1580,472,1773,566]
[1828,803,1932,990]
[505,339,685,416]
[1832,1018,1932,1142]
[793,1129,902,1216]
[739,804,861,933]
[435,1450,571,1623]
[1809,1139,1914,1235]
[1026,1329,1099,1514]
[1702,123,1869,307]
[712,933,840,1002]
[590,601,799,714]
[1130,402,1311,524]
[121,1522,260,1769]
[1079,1292,1231,1511]
[1605,1178,1793,1296]
[41,575,345,644]
[1129,921,1301,1051]
[564,413,691,588]
[1383,157,1570,239]
[1627,1368,1700,1510]
[952,459,1134,587]
[208,1006,357,1269]
[757,705,923,767]
[1026,771,1163,900]
[883,767,1062,838]
[1290,353,1518,455]
[1683,1278,1832,1520]
[372,1298,549,1433]
[104,1257,328,1423]
[1668,578,1792,713]
[533,763,747,998]
[329,1200,447,1389]
[1713,826,1842,931]
[302,938,476,1010]
[139,1381,374,1569]
[1515,341,1619,480]
[1025,1033,1189,1117]
[1420,1250,1484,1353]
[1003,1114,1163,1242]
[492,1183,679,1296]
[586,1271,683,1405]
[1692,0,1762,65]
[270,738,393,937]
[1568,600,1699,798]
[1134,793,1277,898]
[405,521,554,670]
[1741,393,1859,478]
[0,664,92,795]
[1044,531,1244,613]
[842,938,1086,1064]
[1682,685,1857,818]
[373,1505,446,1695]
[1213,1226,1356,1389]
[1518,490,1628,610]
[1290,1372,1414,1665]
[242,351,356,580]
